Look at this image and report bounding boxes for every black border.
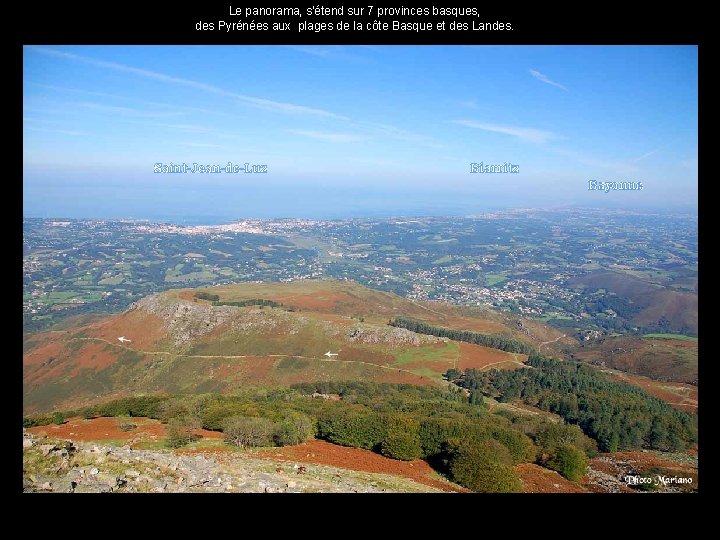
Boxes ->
[17,2,704,44]
[14,0,707,521]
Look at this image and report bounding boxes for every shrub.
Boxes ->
[418,417,535,464]
[273,412,315,446]
[158,399,191,424]
[447,439,522,493]
[195,291,220,302]
[23,413,57,427]
[379,414,422,461]
[92,396,168,418]
[546,444,588,482]
[316,407,385,450]
[469,390,486,407]
[464,460,522,493]
[166,415,201,448]
[534,422,598,459]
[419,417,468,458]
[51,412,65,425]
[199,402,247,431]
[223,416,275,448]
[444,368,462,382]
[490,427,536,464]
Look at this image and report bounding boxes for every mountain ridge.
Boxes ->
[23,279,695,415]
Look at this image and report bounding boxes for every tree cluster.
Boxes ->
[389,316,535,354]
[452,355,697,452]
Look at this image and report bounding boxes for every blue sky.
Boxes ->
[23,45,698,220]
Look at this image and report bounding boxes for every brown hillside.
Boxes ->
[24,279,693,416]
[569,334,698,385]
[24,280,534,414]
[568,270,697,333]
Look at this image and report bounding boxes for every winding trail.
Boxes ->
[411,301,447,318]
[539,334,566,351]
[479,358,528,370]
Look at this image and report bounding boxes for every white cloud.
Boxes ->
[529,69,568,91]
[159,124,212,133]
[28,82,223,116]
[288,46,371,63]
[550,147,639,175]
[78,102,183,118]
[633,148,661,162]
[289,46,334,58]
[30,47,348,120]
[23,117,62,124]
[453,119,557,144]
[354,121,444,148]
[288,130,366,142]
[179,142,221,148]
[26,127,85,136]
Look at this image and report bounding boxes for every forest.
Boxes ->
[23,382,600,492]
[447,355,697,452]
[389,316,536,354]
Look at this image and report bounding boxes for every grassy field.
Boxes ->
[484,273,507,286]
[98,275,124,286]
[393,342,459,367]
[432,255,453,264]
[45,291,81,302]
[166,269,216,283]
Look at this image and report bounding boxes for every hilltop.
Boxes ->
[24,280,547,414]
[23,279,695,415]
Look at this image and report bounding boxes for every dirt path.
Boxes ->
[411,300,448,318]
[539,333,566,351]
[477,358,527,370]
[69,337,440,384]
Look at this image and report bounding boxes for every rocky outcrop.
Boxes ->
[129,295,238,346]
[22,429,442,493]
[129,292,442,350]
[346,326,442,347]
